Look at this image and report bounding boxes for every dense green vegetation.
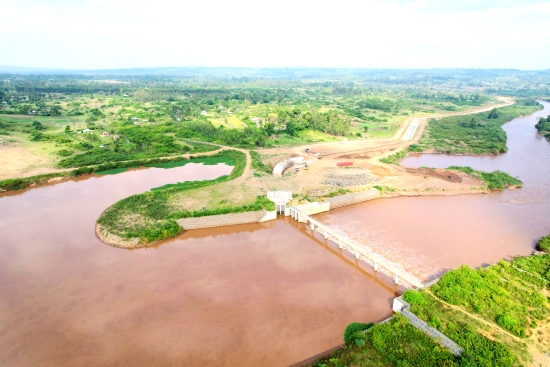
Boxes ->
[513,253,550,284]
[311,251,550,367]
[1,71,521,175]
[447,166,522,190]
[310,315,461,367]
[536,234,550,252]
[403,289,518,366]
[343,323,374,345]
[429,262,549,337]
[417,103,542,155]
[535,114,550,140]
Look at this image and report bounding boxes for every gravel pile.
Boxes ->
[322,173,376,187]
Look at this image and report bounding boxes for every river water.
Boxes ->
[0,163,395,367]
[316,101,550,281]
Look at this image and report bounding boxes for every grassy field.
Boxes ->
[208,115,247,128]
[263,130,341,147]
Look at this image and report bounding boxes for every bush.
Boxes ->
[536,235,550,252]
[344,322,373,344]
[57,149,73,157]
[126,220,182,242]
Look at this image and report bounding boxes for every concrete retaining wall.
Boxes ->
[272,157,304,177]
[393,296,463,356]
[176,210,276,230]
[259,211,277,222]
[326,188,380,209]
[294,202,330,215]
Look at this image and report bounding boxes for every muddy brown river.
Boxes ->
[316,101,550,281]
[0,164,396,367]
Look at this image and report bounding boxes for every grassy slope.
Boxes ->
[403,254,550,366]
[311,254,550,367]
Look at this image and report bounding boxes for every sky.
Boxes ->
[0,0,549,70]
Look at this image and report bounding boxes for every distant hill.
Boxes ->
[1,66,549,79]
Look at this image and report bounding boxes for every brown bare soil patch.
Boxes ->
[0,145,66,180]
[369,165,393,177]
[405,167,463,183]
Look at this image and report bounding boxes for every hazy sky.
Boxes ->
[1,0,549,70]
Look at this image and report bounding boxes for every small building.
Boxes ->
[99,145,105,148]
[113,134,120,140]
[82,128,93,133]
[101,131,110,136]
[200,111,208,116]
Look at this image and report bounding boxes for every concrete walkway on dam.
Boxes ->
[286,204,425,289]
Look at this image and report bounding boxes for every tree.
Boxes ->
[285,120,297,136]
[32,121,45,130]
[65,125,71,134]
[488,108,498,119]
[262,122,275,137]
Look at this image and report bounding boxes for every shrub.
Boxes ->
[536,235,550,253]
[344,322,373,344]
[57,149,73,157]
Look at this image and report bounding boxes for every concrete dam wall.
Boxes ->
[176,210,276,230]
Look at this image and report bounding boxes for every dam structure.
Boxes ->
[287,205,425,289]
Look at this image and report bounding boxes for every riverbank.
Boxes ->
[305,250,550,367]
[0,148,230,192]
[415,102,542,155]
[535,113,550,141]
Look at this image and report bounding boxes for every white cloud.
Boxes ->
[0,0,549,69]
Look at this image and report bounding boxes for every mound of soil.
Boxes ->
[405,167,462,183]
